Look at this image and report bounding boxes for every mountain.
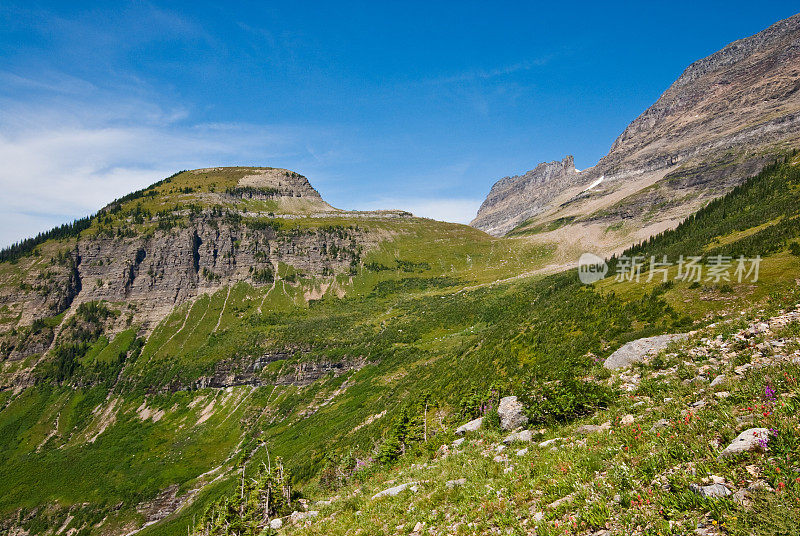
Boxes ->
[471,13,800,253]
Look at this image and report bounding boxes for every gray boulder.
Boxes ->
[690,483,731,498]
[372,482,419,500]
[719,428,770,458]
[455,417,483,435]
[498,396,528,430]
[603,334,688,369]
[502,429,534,444]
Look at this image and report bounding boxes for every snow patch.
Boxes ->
[581,175,604,193]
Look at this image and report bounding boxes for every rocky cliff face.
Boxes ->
[0,167,403,363]
[472,13,800,248]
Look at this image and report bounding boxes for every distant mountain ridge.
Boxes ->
[471,13,800,248]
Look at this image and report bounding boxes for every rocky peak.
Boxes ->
[470,156,583,236]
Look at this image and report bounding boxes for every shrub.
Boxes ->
[520,379,617,424]
[482,407,501,431]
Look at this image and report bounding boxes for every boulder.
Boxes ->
[372,482,419,500]
[603,334,688,369]
[498,396,528,430]
[719,428,770,458]
[650,419,670,431]
[502,429,534,444]
[290,510,319,524]
[538,437,563,448]
[689,483,731,498]
[455,417,483,435]
[575,422,611,435]
[620,414,635,425]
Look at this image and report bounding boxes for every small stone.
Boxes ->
[748,480,774,492]
[269,518,283,530]
[372,482,419,499]
[710,374,726,387]
[538,438,563,448]
[650,419,670,431]
[503,466,513,474]
[733,489,751,507]
[745,464,760,478]
[620,414,635,425]
[515,447,528,456]
[532,511,544,522]
[413,521,425,533]
[452,438,465,447]
[446,478,466,488]
[714,391,730,398]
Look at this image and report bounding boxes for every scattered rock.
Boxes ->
[455,417,483,435]
[372,482,419,500]
[502,429,534,444]
[719,428,770,458]
[498,396,528,430]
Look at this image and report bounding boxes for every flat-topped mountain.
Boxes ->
[472,13,800,250]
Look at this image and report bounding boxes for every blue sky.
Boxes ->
[1,1,798,247]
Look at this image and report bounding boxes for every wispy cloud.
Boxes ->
[425,57,551,85]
